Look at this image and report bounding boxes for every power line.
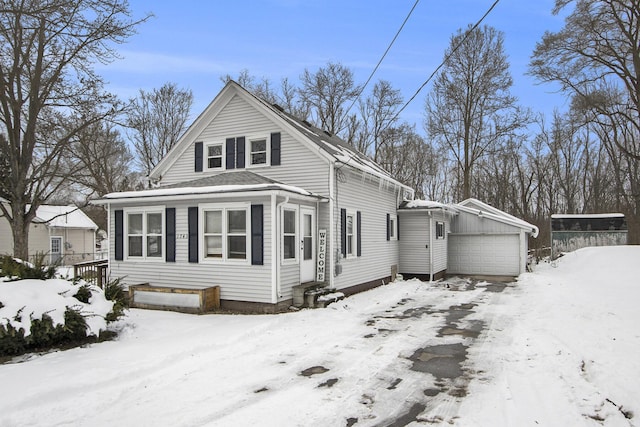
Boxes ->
[390,0,501,123]
[345,0,420,116]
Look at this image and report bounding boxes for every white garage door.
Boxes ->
[448,234,521,276]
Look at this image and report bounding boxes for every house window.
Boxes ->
[203,210,222,258]
[207,143,223,169]
[436,221,445,239]
[390,215,397,240]
[126,209,164,259]
[282,208,297,261]
[227,209,247,259]
[201,205,249,261]
[346,212,355,256]
[249,137,268,166]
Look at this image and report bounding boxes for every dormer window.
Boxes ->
[207,143,223,169]
[250,137,268,166]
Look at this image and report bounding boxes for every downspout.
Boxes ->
[329,162,335,289]
[275,195,289,300]
[429,212,434,281]
[271,194,277,303]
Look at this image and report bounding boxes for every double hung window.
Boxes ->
[249,137,268,166]
[127,209,164,259]
[346,212,355,256]
[436,221,445,239]
[207,143,223,169]
[201,205,249,261]
[282,208,297,261]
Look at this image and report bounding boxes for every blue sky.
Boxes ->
[99,0,568,132]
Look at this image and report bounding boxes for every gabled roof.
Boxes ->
[33,205,98,230]
[457,198,539,237]
[398,200,459,214]
[97,171,326,203]
[150,81,411,192]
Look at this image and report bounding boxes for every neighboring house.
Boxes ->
[95,81,414,312]
[399,198,539,279]
[551,213,627,260]
[0,203,98,265]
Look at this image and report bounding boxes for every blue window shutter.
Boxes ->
[270,132,281,166]
[166,208,176,262]
[357,211,362,257]
[340,208,346,256]
[386,213,390,241]
[226,137,236,169]
[188,207,198,263]
[236,136,245,168]
[114,210,123,261]
[194,142,203,172]
[251,204,264,265]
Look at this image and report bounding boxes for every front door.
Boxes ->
[50,236,62,264]
[300,207,316,283]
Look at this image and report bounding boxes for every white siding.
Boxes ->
[451,210,522,234]
[448,234,521,276]
[161,94,330,196]
[109,196,274,304]
[398,210,449,276]
[333,169,402,290]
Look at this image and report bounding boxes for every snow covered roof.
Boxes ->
[398,200,459,213]
[98,171,325,202]
[33,205,98,230]
[551,213,624,219]
[457,198,539,237]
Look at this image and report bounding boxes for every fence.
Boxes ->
[73,259,109,288]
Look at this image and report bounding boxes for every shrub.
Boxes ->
[0,322,26,356]
[0,254,57,280]
[103,277,128,323]
[73,284,92,304]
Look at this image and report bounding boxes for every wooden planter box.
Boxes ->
[129,284,220,314]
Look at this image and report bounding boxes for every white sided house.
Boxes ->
[95,81,414,312]
[95,81,538,312]
[0,203,98,265]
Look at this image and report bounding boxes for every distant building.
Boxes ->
[551,213,627,260]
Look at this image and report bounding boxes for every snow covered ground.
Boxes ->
[0,246,638,426]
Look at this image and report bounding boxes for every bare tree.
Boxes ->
[354,80,403,160]
[425,24,528,200]
[530,0,640,240]
[0,0,149,259]
[299,62,361,137]
[128,82,193,176]
[70,121,137,197]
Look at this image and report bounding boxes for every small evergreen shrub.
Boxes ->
[0,254,57,280]
[103,277,128,323]
[0,322,26,356]
[73,284,92,303]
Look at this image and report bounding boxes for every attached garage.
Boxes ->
[448,234,521,276]
[448,199,538,277]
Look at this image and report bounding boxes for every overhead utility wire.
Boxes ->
[390,0,501,123]
[344,0,420,116]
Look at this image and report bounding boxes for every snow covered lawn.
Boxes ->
[1,246,638,426]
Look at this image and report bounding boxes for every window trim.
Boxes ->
[205,141,225,170]
[124,206,165,261]
[389,214,398,241]
[281,204,299,265]
[436,221,445,240]
[345,210,357,258]
[199,203,251,264]
[246,134,270,168]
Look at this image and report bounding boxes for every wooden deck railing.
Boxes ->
[73,259,109,288]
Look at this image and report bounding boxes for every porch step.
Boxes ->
[292,282,345,308]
